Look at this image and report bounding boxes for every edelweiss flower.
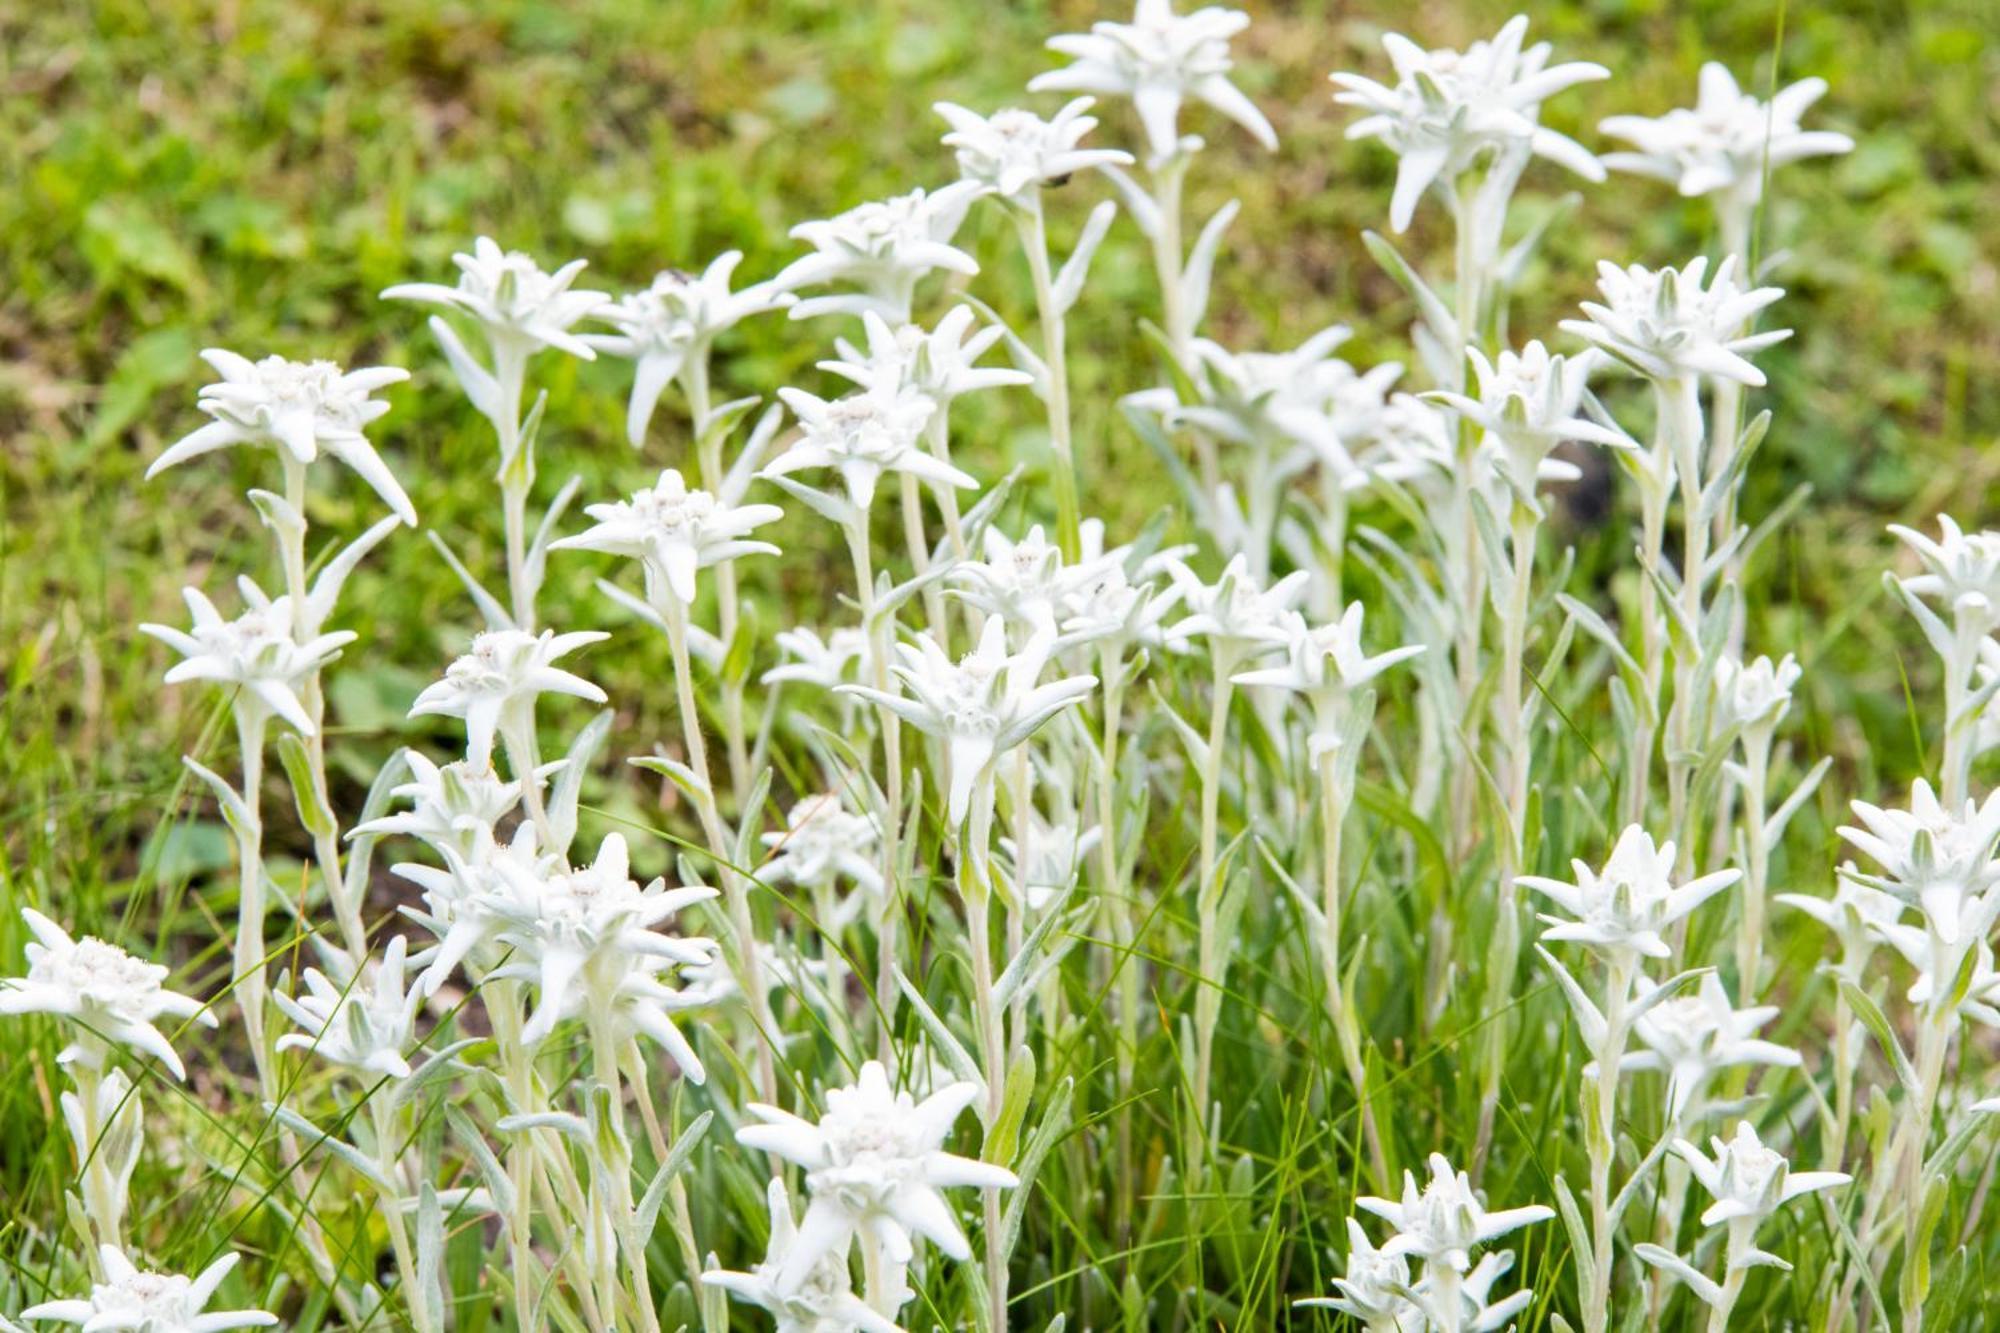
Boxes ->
[1713,652,1802,740]
[1163,555,1312,656]
[1331,16,1608,232]
[1839,781,2000,946]
[767,388,973,512]
[274,934,424,1080]
[764,626,871,692]
[935,98,1133,204]
[1675,1121,1848,1233]
[552,468,783,609]
[589,254,796,446]
[841,617,1097,828]
[999,812,1102,912]
[777,185,982,322]
[1600,64,1853,207]
[703,1178,904,1333]
[1357,1152,1553,1274]
[0,910,213,1080]
[142,582,357,737]
[350,752,558,864]
[409,629,608,770]
[1890,516,2000,634]
[1031,0,1276,163]
[383,236,606,360]
[1622,972,1800,1121]
[820,307,1032,417]
[481,834,717,1060]
[1776,874,1903,982]
[1232,604,1423,758]
[1426,341,1627,500]
[759,794,885,924]
[1170,324,1364,452]
[1561,255,1788,387]
[951,524,1070,634]
[1294,1219,1415,1328]
[736,1060,1017,1284]
[21,1246,275,1333]
[1520,824,1739,960]
[149,350,416,525]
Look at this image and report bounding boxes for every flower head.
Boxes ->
[759,795,885,924]
[1600,64,1852,207]
[1675,1121,1848,1232]
[149,350,415,524]
[819,307,1033,418]
[1521,824,1739,960]
[1357,1152,1553,1274]
[383,236,606,359]
[1163,555,1311,657]
[0,910,212,1079]
[350,752,556,865]
[1426,341,1627,501]
[764,626,871,693]
[767,388,972,512]
[1622,973,1801,1122]
[1890,516,2000,635]
[1775,874,1903,982]
[1839,781,2000,946]
[703,1178,904,1333]
[1232,604,1423,759]
[274,935,424,1081]
[22,1247,275,1333]
[1561,255,1788,387]
[840,617,1096,828]
[409,629,608,770]
[552,468,783,608]
[1713,652,1802,741]
[999,812,1102,913]
[1031,0,1276,163]
[1332,16,1608,231]
[736,1060,1017,1286]
[589,254,796,445]
[777,185,982,323]
[142,581,357,737]
[936,98,1133,203]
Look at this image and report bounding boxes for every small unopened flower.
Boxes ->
[1357,1152,1553,1274]
[935,98,1133,203]
[1427,342,1627,501]
[841,617,1097,828]
[1839,781,2000,946]
[1031,0,1276,163]
[552,469,783,609]
[1600,64,1852,207]
[150,350,416,524]
[1232,604,1423,759]
[1331,16,1608,232]
[736,1060,1017,1284]
[589,255,796,446]
[142,582,357,737]
[767,388,973,512]
[1520,824,1739,960]
[703,1178,904,1333]
[21,1246,275,1333]
[0,910,212,1079]
[274,934,424,1080]
[409,628,608,770]
[1713,652,1802,740]
[1622,972,1801,1122]
[1561,255,1788,388]
[1676,1120,1849,1234]
[759,794,885,922]
[777,185,982,322]
[383,236,606,360]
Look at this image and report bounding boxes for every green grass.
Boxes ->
[3,0,2000,1328]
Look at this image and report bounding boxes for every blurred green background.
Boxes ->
[1,0,1997,1140]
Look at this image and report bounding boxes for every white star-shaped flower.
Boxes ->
[0,910,214,1081]
[274,934,424,1081]
[1561,255,1788,388]
[736,1060,1017,1286]
[1600,63,1852,207]
[1675,1121,1848,1235]
[1357,1152,1553,1274]
[776,185,982,323]
[142,581,357,737]
[1031,0,1276,163]
[552,468,784,609]
[766,388,973,512]
[21,1247,275,1333]
[408,628,608,770]
[703,1178,905,1333]
[1232,604,1424,758]
[935,98,1133,203]
[758,795,885,924]
[1331,16,1608,231]
[1519,824,1739,960]
[1621,972,1801,1122]
[148,350,415,524]
[382,235,606,360]
[1839,780,2000,946]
